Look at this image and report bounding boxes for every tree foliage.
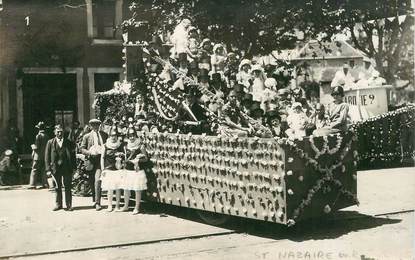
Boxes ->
[124,0,414,83]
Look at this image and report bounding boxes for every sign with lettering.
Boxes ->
[343,86,389,121]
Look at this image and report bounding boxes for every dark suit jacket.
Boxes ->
[45,138,75,174]
[80,130,108,155]
[33,132,49,162]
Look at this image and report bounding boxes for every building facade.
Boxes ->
[0,0,131,153]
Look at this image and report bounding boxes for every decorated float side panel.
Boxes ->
[352,105,415,167]
[141,132,358,225]
[283,133,358,224]
[144,134,288,224]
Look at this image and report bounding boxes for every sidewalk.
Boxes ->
[345,167,415,216]
[0,167,414,258]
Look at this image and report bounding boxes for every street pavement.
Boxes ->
[0,167,414,260]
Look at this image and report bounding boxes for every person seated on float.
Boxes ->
[250,102,265,125]
[189,88,211,134]
[220,90,253,136]
[186,26,200,62]
[100,128,125,212]
[171,53,190,91]
[224,53,239,84]
[356,72,370,89]
[276,88,292,136]
[306,103,329,135]
[209,73,225,99]
[241,93,254,115]
[285,102,308,139]
[368,70,386,87]
[211,43,227,76]
[148,35,164,57]
[261,77,278,112]
[224,74,237,97]
[313,86,351,136]
[236,59,253,92]
[199,38,213,58]
[360,56,381,82]
[177,52,189,75]
[157,45,175,83]
[331,63,356,89]
[251,64,266,103]
[146,112,159,133]
[233,83,246,102]
[265,110,282,137]
[177,89,208,134]
[187,60,199,83]
[198,38,212,71]
[292,87,309,108]
[276,88,292,115]
[197,69,211,104]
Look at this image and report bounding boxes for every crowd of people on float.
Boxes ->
[140,18,353,139]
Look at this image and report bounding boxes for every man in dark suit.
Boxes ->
[45,125,76,211]
[80,119,108,210]
[67,120,83,151]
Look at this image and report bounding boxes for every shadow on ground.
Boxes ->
[139,202,402,241]
[232,211,401,242]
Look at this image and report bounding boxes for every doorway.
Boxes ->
[22,73,77,151]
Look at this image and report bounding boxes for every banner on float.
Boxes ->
[344,86,389,121]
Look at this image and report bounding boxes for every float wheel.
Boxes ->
[196,210,230,226]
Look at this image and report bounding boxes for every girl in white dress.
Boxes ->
[251,64,266,102]
[123,128,148,215]
[100,128,125,212]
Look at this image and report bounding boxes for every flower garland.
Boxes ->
[284,134,358,224]
[309,134,343,159]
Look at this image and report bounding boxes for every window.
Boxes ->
[93,0,116,39]
[94,73,120,92]
[87,0,123,45]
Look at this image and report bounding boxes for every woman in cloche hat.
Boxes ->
[123,127,148,214]
[100,127,125,212]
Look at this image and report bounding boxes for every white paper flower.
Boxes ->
[324,205,331,214]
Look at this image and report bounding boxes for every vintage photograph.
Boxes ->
[0,0,414,259]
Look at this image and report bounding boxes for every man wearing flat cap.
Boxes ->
[80,118,108,210]
[45,125,76,211]
[28,121,49,189]
[313,86,350,136]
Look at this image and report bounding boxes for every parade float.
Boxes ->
[82,8,415,223]
[84,40,364,226]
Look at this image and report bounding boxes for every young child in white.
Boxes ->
[285,102,308,139]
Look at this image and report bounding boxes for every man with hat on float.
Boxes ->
[276,88,293,137]
[313,86,351,136]
[241,93,254,115]
[250,102,265,123]
[80,118,108,210]
[28,121,49,189]
[177,87,209,134]
[220,90,253,136]
[265,110,282,137]
[45,125,76,211]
